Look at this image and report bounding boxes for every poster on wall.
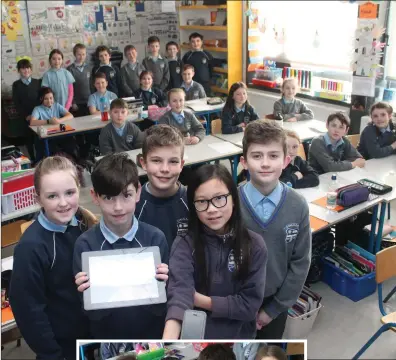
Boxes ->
[1,0,23,41]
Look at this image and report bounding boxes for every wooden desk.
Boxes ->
[286,342,305,356]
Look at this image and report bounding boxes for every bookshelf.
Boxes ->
[178,1,243,96]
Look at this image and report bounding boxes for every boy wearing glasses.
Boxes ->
[239,120,312,339]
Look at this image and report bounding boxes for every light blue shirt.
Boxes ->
[32,103,68,121]
[380,125,391,134]
[181,81,194,91]
[149,55,163,62]
[235,104,246,113]
[87,90,117,110]
[37,210,78,233]
[21,77,31,85]
[172,111,185,124]
[42,68,75,107]
[243,181,283,222]
[324,133,344,151]
[99,62,113,68]
[127,61,138,71]
[112,123,126,136]
[75,62,87,73]
[99,216,139,244]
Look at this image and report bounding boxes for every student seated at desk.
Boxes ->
[273,78,313,122]
[239,121,311,339]
[308,112,365,174]
[88,72,118,115]
[159,88,205,145]
[221,82,259,134]
[9,157,94,360]
[163,164,267,340]
[99,98,145,155]
[181,64,206,101]
[74,154,169,339]
[134,70,167,110]
[357,102,396,159]
[280,130,319,188]
[136,125,189,249]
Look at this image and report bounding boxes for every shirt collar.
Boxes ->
[112,122,126,135]
[100,216,139,244]
[245,181,282,208]
[128,61,138,70]
[38,210,78,233]
[192,49,203,52]
[21,77,31,85]
[181,81,193,90]
[100,62,112,68]
[172,111,185,123]
[149,55,162,60]
[235,104,245,113]
[324,133,344,149]
[380,125,391,133]
[282,97,294,104]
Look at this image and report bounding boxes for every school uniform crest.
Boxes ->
[176,218,188,236]
[151,97,156,104]
[87,72,91,78]
[228,250,236,272]
[193,91,199,98]
[176,67,181,74]
[110,71,115,78]
[244,116,250,123]
[284,223,299,243]
[160,62,165,69]
[126,135,134,143]
[202,58,207,64]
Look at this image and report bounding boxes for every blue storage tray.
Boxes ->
[322,259,376,302]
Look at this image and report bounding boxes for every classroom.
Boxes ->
[1,1,396,360]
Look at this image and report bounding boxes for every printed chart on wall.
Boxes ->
[1,1,31,92]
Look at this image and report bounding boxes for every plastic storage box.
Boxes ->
[255,68,283,81]
[322,259,376,302]
[283,304,322,339]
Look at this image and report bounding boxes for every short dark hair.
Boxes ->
[370,101,393,116]
[148,36,160,45]
[110,98,128,110]
[92,154,139,196]
[95,45,111,57]
[49,49,64,62]
[93,72,107,82]
[256,345,287,360]
[243,120,287,158]
[124,44,136,55]
[198,344,235,360]
[326,112,350,128]
[139,70,154,81]
[142,124,184,159]
[17,59,32,70]
[189,32,203,41]
[166,41,179,50]
[39,87,54,104]
[73,43,86,56]
[183,64,195,72]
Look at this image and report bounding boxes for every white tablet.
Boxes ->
[81,246,167,311]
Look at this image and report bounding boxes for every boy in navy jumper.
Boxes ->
[92,45,121,96]
[239,120,311,339]
[136,124,189,248]
[74,154,169,339]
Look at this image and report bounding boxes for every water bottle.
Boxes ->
[100,96,109,122]
[326,174,338,209]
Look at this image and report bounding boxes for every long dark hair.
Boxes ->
[222,82,250,116]
[186,164,251,294]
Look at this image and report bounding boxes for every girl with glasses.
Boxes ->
[163,164,268,339]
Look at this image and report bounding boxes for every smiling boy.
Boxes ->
[181,64,206,101]
[239,120,311,339]
[308,112,365,174]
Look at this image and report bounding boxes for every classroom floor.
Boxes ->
[2,170,396,359]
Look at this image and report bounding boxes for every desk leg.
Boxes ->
[232,155,239,183]
[369,205,378,254]
[375,202,387,254]
[44,139,50,157]
[205,113,210,135]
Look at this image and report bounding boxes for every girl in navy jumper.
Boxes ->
[9,156,96,360]
[163,164,268,340]
[221,82,259,134]
[134,70,167,110]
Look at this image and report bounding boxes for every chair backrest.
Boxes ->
[347,134,361,148]
[297,143,306,160]
[20,220,34,235]
[211,118,222,135]
[376,246,396,284]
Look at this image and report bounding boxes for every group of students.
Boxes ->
[11,32,212,163]
[10,119,312,360]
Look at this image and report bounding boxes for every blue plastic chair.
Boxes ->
[353,246,396,359]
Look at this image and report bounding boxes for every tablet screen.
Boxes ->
[88,252,159,304]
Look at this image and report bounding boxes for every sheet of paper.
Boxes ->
[162,1,176,13]
[89,252,159,304]
[352,76,375,97]
[208,142,239,155]
[1,256,14,272]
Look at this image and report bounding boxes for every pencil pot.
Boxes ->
[321,259,376,301]
[137,349,165,360]
[283,304,322,339]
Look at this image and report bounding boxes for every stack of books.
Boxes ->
[288,286,322,318]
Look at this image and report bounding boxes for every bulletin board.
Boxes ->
[1,0,178,94]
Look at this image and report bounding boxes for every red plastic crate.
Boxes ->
[1,187,37,215]
[2,173,34,195]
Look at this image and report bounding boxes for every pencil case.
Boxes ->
[336,183,369,207]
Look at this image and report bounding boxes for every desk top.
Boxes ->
[30,113,139,139]
[185,98,224,113]
[95,136,242,175]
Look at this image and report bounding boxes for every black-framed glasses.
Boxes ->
[193,193,231,212]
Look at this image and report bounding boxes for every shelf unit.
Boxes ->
[178,1,243,96]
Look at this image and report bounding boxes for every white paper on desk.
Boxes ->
[208,142,238,154]
[92,115,101,120]
[89,253,159,304]
[352,76,375,97]
[1,257,14,272]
